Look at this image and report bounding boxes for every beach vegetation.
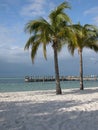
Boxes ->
[24,1,98,92]
[68,24,98,90]
[24,2,73,94]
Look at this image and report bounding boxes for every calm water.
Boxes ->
[0,77,98,92]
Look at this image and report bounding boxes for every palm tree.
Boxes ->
[68,24,98,90]
[24,2,73,94]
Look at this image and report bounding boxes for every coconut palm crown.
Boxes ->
[68,24,98,90]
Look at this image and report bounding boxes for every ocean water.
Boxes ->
[0,77,98,92]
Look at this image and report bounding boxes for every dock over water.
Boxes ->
[25,76,98,82]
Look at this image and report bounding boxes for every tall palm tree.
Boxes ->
[68,24,98,90]
[24,2,73,94]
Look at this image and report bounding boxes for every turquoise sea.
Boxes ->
[0,77,98,92]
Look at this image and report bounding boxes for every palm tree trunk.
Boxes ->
[79,49,84,90]
[52,43,62,94]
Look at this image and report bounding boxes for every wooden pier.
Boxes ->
[25,76,98,82]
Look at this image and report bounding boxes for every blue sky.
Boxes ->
[0,0,98,77]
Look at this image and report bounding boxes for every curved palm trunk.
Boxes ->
[79,49,84,90]
[53,43,62,94]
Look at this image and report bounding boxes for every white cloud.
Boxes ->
[0,46,29,63]
[84,7,98,15]
[83,48,98,64]
[58,47,73,60]
[84,6,98,25]
[20,0,46,17]
[0,25,30,64]
[20,0,56,18]
[93,16,98,25]
[0,25,15,47]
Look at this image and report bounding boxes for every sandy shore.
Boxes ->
[0,87,98,130]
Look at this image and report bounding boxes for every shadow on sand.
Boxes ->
[0,92,98,130]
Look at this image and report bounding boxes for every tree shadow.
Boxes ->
[0,96,98,130]
[63,87,98,95]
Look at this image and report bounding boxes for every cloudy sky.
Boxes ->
[0,0,98,77]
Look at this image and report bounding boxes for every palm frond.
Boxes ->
[86,43,98,52]
[31,41,40,63]
[43,42,47,60]
[24,35,35,50]
[24,17,52,35]
[68,42,75,55]
[69,23,98,54]
[49,2,71,26]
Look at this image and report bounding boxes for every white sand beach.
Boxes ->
[0,87,98,130]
